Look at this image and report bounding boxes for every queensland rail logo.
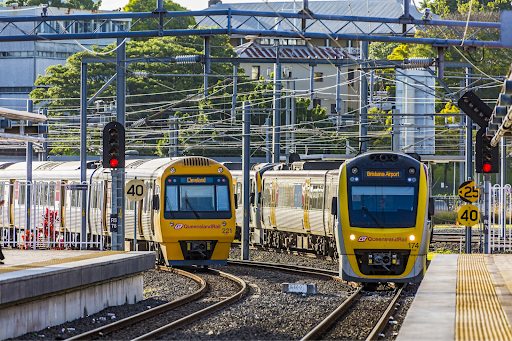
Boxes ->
[358,236,368,242]
[175,223,221,229]
[174,224,183,229]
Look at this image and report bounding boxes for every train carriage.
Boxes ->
[0,156,236,266]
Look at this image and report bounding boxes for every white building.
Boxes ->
[0,6,131,110]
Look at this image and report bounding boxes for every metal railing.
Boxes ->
[489,184,512,252]
[0,181,105,250]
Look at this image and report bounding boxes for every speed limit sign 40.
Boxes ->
[126,179,147,202]
[458,204,480,227]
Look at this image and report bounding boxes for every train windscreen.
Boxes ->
[349,186,417,228]
[164,176,231,219]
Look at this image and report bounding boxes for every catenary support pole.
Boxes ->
[116,37,126,251]
[272,41,281,163]
[285,80,290,156]
[242,102,250,260]
[465,67,473,181]
[232,64,238,123]
[26,100,33,249]
[484,174,491,253]
[80,63,87,250]
[168,115,178,157]
[266,117,271,163]
[291,80,296,152]
[310,65,314,105]
[359,41,369,152]
[336,67,341,129]
[204,37,211,97]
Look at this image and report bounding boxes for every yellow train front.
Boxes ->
[154,157,236,266]
[337,152,432,283]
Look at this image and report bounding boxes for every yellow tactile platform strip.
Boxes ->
[0,251,125,275]
[456,254,512,341]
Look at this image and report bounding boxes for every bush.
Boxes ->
[433,210,458,225]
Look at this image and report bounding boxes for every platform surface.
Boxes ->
[398,254,512,341]
[0,248,155,305]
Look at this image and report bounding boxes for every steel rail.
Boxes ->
[365,285,406,341]
[65,267,207,341]
[301,287,363,340]
[132,269,248,341]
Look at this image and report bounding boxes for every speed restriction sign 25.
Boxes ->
[126,179,147,202]
[458,204,480,227]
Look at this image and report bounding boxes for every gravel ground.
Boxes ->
[10,269,200,341]
[106,270,240,340]
[158,264,355,340]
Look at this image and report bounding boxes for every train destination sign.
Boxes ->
[126,179,147,202]
[458,204,480,227]
[458,180,480,203]
[363,170,403,179]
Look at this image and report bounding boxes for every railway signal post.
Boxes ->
[458,181,481,254]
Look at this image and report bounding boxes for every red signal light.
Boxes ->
[483,163,492,172]
[109,159,119,168]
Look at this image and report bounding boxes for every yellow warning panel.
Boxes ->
[458,204,480,227]
[458,180,480,203]
[456,254,512,341]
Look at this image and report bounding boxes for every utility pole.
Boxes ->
[242,102,250,260]
[359,41,369,152]
[26,100,33,249]
[80,62,88,250]
[115,37,126,251]
[272,41,281,163]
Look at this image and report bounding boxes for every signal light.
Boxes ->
[457,91,492,128]
[102,122,125,169]
[476,127,499,173]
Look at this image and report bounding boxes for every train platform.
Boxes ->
[397,254,512,341]
[0,248,155,340]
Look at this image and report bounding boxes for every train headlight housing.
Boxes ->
[169,222,174,227]
[409,235,416,241]
[350,234,356,241]
[222,221,226,226]
[408,167,416,174]
[170,167,176,173]
[218,167,223,173]
[351,167,358,174]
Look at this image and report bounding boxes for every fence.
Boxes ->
[489,184,512,253]
[433,196,465,212]
[0,181,105,250]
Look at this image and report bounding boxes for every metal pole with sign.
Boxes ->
[458,180,480,253]
[126,179,147,251]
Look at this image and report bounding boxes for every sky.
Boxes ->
[100,0,266,11]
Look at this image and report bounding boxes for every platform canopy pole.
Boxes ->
[80,62,88,250]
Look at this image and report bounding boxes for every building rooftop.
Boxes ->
[234,40,349,59]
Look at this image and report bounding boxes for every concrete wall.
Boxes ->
[0,274,143,340]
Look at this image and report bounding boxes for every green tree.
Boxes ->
[123,0,195,32]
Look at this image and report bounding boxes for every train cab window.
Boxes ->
[163,176,232,219]
[349,186,416,228]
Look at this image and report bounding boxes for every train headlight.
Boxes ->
[170,167,176,173]
[408,167,416,174]
[350,234,356,241]
[218,167,223,173]
[409,235,416,241]
[351,167,358,174]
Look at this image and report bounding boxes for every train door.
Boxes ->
[327,177,335,235]
[303,179,311,233]
[270,179,277,227]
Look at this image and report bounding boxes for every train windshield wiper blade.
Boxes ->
[361,206,384,228]
[185,195,200,218]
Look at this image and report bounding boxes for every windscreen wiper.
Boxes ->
[185,195,200,218]
[165,198,175,218]
[361,206,385,228]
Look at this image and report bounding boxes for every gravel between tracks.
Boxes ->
[159,264,355,340]
[9,269,200,341]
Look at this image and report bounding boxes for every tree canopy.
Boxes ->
[123,0,195,32]
[6,0,101,9]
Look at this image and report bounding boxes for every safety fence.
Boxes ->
[488,184,512,253]
[0,181,105,250]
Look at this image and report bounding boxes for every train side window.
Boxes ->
[293,185,302,207]
[262,181,271,207]
[236,182,242,206]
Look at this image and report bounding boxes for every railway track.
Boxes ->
[301,284,406,341]
[66,266,247,341]
[226,259,405,341]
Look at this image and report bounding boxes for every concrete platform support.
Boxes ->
[0,274,143,340]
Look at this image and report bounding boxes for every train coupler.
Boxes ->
[179,240,217,261]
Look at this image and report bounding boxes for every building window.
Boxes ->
[314,72,323,82]
[348,69,355,87]
[331,104,337,113]
[313,99,321,108]
[252,66,260,80]
[0,87,33,93]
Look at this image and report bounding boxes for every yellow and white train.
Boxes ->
[0,157,236,266]
[231,152,433,283]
